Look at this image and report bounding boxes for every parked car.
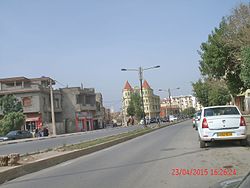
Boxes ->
[198,105,247,148]
[194,111,201,130]
[150,118,157,124]
[192,114,196,128]
[0,130,33,141]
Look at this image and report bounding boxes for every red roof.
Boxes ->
[123,81,133,90]
[142,80,151,89]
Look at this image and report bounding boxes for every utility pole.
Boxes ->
[139,67,146,126]
[50,79,56,135]
[168,88,172,115]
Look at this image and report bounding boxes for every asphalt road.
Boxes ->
[1,120,250,188]
[0,126,142,155]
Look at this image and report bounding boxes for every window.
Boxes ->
[204,107,239,117]
[55,98,60,108]
[76,95,80,104]
[22,97,32,107]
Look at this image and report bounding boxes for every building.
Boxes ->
[235,89,250,114]
[122,80,160,122]
[0,76,56,131]
[140,80,161,119]
[160,95,202,117]
[0,76,106,134]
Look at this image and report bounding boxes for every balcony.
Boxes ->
[46,106,63,112]
[0,85,49,95]
[76,104,96,111]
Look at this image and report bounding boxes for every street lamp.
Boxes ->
[159,87,180,115]
[121,65,160,126]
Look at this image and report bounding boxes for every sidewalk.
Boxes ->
[244,115,250,144]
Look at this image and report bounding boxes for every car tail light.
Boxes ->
[202,118,209,128]
[240,116,246,126]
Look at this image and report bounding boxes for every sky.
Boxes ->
[0,0,249,111]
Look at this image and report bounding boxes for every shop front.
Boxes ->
[25,114,42,132]
[75,112,94,132]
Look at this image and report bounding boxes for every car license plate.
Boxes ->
[217,132,232,137]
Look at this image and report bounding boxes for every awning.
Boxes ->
[26,117,40,122]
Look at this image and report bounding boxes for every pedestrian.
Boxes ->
[43,127,49,137]
[38,128,43,137]
[35,128,39,137]
[157,117,160,124]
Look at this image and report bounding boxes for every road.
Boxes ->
[0,126,142,155]
[1,120,250,188]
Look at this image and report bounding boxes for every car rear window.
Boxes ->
[204,107,240,117]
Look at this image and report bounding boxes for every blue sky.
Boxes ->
[0,0,248,111]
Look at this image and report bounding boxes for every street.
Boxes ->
[1,120,250,188]
[0,126,141,155]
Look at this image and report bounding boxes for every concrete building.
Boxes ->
[235,89,250,114]
[122,80,160,122]
[53,87,106,133]
[0,76,106,134]
[0,76,56,131]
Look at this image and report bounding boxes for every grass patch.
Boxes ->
[57,127,153,151]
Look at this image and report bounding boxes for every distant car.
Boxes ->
[0,130,33,141]
[169,115,177,122]
[160,117,167,122]
[198,105,247,148]
[150,118,157,123]
[194,111,201,130]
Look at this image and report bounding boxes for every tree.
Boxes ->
[192,79,209,107]
[126,92,143,121]
[198,3,250,97]
[240,46,250,88]
[0,112,25,135]
[224,3,250,48]
[0,95,23,115]
[127,100,135,117]
[192,79,231,107]
[0,95,25,135]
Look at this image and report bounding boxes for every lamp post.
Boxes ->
[159,87,180,115]
[49,78,56,136]
[121,65,160,126]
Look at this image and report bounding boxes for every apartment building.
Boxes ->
[160,95,202,117]
[122,80,160,121]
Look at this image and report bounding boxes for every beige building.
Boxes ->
[122,80,160,122]
[160,95,202,116]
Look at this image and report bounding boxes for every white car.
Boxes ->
[169,115,177,122]
[198,105,247,148]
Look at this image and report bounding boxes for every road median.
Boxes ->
[0,126,155,184]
